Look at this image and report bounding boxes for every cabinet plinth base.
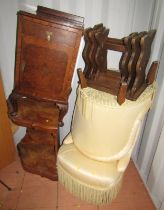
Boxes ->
[17,128,58,181]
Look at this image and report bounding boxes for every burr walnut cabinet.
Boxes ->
[8,6,84,180]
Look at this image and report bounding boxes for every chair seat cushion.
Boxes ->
[57,143,122,188]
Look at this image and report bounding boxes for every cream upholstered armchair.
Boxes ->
[57,24,157,204]
[57,83,156,205]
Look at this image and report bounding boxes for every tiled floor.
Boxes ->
[0,157,156,210]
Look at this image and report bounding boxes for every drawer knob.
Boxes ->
[22,61,26,72]
[46,31,53,41]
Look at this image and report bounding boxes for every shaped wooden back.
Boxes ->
[80,24,158,104]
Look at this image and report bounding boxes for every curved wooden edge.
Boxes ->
[56,102,68,127]
[10,120,19,135]
[82,24,106,79]
[117,82,128,105]
[146,61,159,85]
[77,69,87,88]
[105,37,125,52]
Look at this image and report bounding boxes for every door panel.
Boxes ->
[0,74,15,169]
[15,14,82,102]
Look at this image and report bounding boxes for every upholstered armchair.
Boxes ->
[57,23,157,204]
[57,82,156,204]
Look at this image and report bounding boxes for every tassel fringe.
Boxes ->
[57,163,123,205]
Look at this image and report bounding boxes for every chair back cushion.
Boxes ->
[71,83,155,161]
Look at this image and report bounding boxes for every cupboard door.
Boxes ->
[15,14,82,102]
[0,74,15,169]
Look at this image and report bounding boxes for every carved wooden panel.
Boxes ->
[82,28,93,78]
[83,24,104,79]
[119,32,138,81]
[95,28,109,74]
[15,11,84,103]
[127,32,147,90]
[130,30,156,96]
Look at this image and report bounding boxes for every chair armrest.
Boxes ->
[117,119,141,172]
[63,133,73,144]
[117,151,131,172]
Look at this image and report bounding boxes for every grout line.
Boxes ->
[56,181,59,209]
[15,170,26,210]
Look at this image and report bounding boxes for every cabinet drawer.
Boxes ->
[22,18,77,47]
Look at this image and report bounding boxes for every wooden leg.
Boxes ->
[77,69,88,88]
[146,61,158,85]
[117,82,128,105]
[17,128,58,181]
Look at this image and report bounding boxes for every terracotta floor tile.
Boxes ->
[99,162,156,210]
[0,185,8,202]
[0,187,8,209]
[57,182,97,207]
[113,188,156,210]
[58,205,98,210]
[113,164,147,204]
[115,181,146,203]
[0,189,20,210]
[133,192,156,210]
[0,170,24,191]
[99,194,154,210]
[0,158,24,175]
[0,158,25,192]
[99,201,135,210]
[17,180,57,209]
[22,171,57,189]
[125,161,139,176]
[0,158,157,210]
[17,208,56,210]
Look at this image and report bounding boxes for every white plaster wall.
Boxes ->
[161,203,164,210]
[147,123,164,209]
[136,0,164,183]
[1,1,164,208]
[132,1,164,208]
[0,0,26,144]
[0,0,18,97]
[0,0,155,145]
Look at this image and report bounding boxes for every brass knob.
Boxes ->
[22,61,26,72]
[46,31,53,41]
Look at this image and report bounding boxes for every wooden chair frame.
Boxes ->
[80,24,158,105]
